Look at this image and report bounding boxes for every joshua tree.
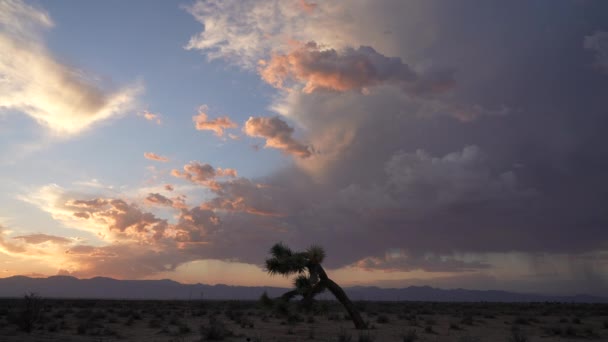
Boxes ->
[265,242,366,329]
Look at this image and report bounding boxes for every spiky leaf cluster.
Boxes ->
[265,243,307,276]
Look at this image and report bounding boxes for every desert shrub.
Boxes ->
[328,313,342,321]
[508,326,528,342]
[200,316,232,341]
[571,317,582,324]
[179,323,191,334]
[376,315,389,324]
[402,329,418,342]
[461,315,474,326]
[149,319,162,328]
[16,292,44,333]
[357,331,375,342]
[424,325,436,334]
[274,300,290,316]
[259,291,274,309]
[458,335,481,342]
[564,325,578,336]
[337,327,353,342]
[584,326,596,337]
[450,322,462,330]
[308,326,315,339]
[47,322,58,332]
[287,313,303,324]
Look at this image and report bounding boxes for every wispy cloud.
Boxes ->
[144,152,169,162]
[138,110,162,125]
[0,0,141,136]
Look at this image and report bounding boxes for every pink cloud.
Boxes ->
[259,41,454,95]
[193,105,238,136]
[298,0,317,14]
[244,116,312,158]
[171,161,237,189]
[12,234,71,245]
[144,152,169,162]
[139,110,162,125]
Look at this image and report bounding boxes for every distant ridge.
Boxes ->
[0,276,605,303]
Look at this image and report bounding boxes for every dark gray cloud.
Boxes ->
[181,0,608,280]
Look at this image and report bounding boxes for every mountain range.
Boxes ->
[0,276,605,302]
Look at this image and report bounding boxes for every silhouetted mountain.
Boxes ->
[0,276,605,302]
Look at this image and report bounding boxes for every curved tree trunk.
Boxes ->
[317,266,366,329]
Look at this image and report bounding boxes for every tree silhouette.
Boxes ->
[265,243,366,329]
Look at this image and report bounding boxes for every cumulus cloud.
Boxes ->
[260,41,453,94]
[384,145,530,208]
[144,193,173,207]
[145,193,188,210]
[143,152,169,162]
[171,161,237,189]
[193,105,238,136]
[22,185,169,242]
[0,0,140,136]
[244,116,312,158]
[184,0,421,68]
[584,31,608,72]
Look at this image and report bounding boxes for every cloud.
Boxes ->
[144,152,169,162]
[184,0,421,68]
[0,225,26,254]
[164,184,174,191]
[0,0,140,136]
[260,41,453,95]
[192,105,237,136]
[354,250,490,273]
[244,116,312,158]
[384,145,531,208]
[144,193,173,207]
[138,110,162,124]
[584,31,608,72]
[22,185,169,242]
[298,0,317,14]
[171,161,238,189]
[12,233,71,245]
[145,193,188,210]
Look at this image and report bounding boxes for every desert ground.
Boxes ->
[0,298,607,341]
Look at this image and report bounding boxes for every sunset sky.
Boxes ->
[1,0,608,296]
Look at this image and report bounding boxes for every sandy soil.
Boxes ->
[0,299,606,341]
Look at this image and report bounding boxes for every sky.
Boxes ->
[1,0,608,296]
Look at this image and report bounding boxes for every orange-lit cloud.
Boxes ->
[244,116,312,158]
[193,105,237,137]
[298,0,317,14]
[259,41,454,95]
[13,233,71,245]
[144,152,169,162]
[144,193,188,210]
[171,161,237,189]
[139,110,162,124]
